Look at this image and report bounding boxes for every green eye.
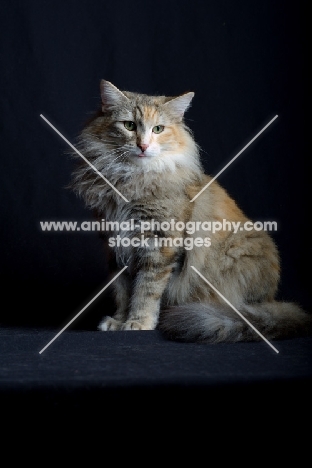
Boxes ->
[124,121,137,131]
[152,125,164,134]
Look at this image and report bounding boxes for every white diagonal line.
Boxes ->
[39,266,128,354]
[191,266,279,353]
[190,115,278,202]
[40,114,129,203]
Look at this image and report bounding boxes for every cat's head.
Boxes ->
[84,80,199,173]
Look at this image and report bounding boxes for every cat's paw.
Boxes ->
[98,316,123,331]
[121,320,153,331]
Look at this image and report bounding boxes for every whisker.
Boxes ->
[75,144,131,177]
[108,150,130,165]
[96,147,127,163]
[93,150,131,172]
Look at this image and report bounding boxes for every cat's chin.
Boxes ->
[130,153,156,163]
[129,148,159,159]
[133,152,156,159]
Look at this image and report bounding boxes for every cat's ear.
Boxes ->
[100,80,128,111]
[164,92,194,120]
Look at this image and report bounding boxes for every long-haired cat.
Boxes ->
[70,80,311,343]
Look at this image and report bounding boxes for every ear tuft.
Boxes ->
[164,92,195,119]
[100,80,128,111]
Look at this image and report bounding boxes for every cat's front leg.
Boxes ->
[98,273,130,331]
[121,248,177,330]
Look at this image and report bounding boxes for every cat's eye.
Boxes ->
[152,125,164,134]
[124,121,137,131]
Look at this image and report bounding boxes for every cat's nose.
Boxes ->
[138,143,149,152]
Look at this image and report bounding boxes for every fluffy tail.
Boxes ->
[158,301,312,343]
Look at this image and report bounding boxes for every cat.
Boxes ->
[70,79,312,343]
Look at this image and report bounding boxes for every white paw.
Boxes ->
[120,320,153,331]
[98,316,123,331]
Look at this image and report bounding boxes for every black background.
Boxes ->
[0,0,309,329]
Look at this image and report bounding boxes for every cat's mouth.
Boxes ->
[132,148,156,159]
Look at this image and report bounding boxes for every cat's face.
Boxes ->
[95,80,195,168]
[107,102,180,160]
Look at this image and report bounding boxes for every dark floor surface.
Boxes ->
[1,327,311,408]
